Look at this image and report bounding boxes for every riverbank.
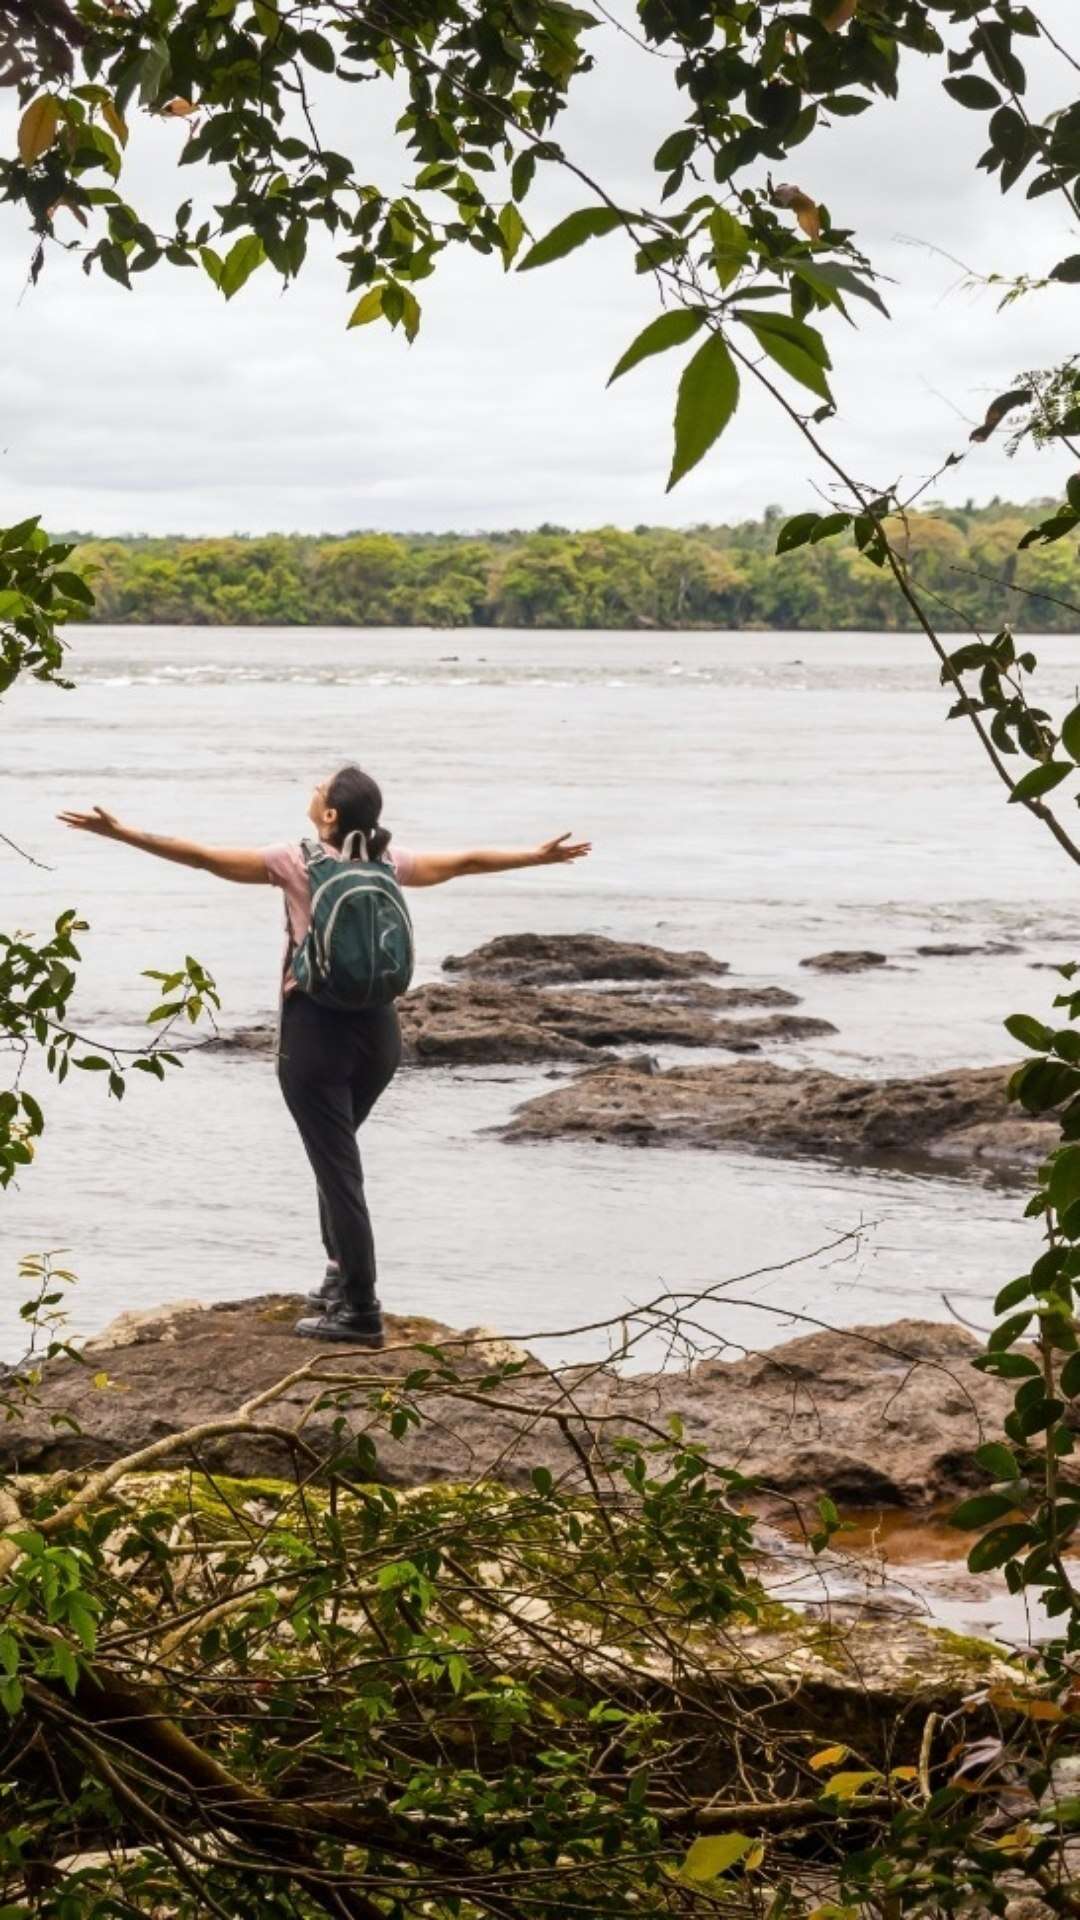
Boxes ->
[69,506,1080,631]
[4,1295,1055,1651]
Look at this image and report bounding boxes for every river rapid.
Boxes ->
[3,624,1079,1369]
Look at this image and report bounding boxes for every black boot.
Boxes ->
[295,1298,385,1347]
[306,1261,344,1311]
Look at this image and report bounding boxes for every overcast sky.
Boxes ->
[0,2,1076,535]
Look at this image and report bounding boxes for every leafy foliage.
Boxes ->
[63,504,1080,632]
[0,528,219,1190]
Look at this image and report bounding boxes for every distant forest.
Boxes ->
[68,501,1080,631]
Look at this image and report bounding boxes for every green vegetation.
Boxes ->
[71,501,1080,631]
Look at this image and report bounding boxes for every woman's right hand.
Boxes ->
[57,806,125,839]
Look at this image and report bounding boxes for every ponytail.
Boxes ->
[324,766,393,863]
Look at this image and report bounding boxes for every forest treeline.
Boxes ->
[69,500,1080,631]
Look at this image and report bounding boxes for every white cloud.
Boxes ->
[0,1,1075,533]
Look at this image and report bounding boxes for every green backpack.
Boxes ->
[291,838,415,1010]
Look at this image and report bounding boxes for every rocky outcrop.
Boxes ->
[800,950,889,973]
[401,983,835,1065]
[209,989,834,1067]
[916,942,1022,958]
[501,1058,1056,1177]
[208,934,831,1067]
[443,931,729,985]
[0,1300,1019,1512]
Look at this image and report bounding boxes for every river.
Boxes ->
[3,624,1077,1368]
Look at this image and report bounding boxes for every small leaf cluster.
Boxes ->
[0,515,91,697]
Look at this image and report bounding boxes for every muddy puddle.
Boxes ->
[765,1508,1072,1651]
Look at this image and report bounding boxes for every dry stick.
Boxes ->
[0,1418,317,1579]
[0,828,53,869]
[945,559,1080,622]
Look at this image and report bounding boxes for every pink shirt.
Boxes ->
[263,840,419,991]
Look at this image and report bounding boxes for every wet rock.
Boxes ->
[641,982,801,1010]
[916,942,1023,958]
[208,979,832,1068]
[402,982,834,1064]
[800,950,889,973]
[443,931,729,986]
[501,1059,1057,1177]
[0,1302,1020,1514]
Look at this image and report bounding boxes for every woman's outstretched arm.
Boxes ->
[405,833,591,888]
[57,808,269,884]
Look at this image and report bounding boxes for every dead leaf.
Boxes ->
[970,387,1033,443]
[163,97,197,115]
[101,98,128,147]
[823,0,858,29]
[46,198,88,228]
[773,181,822,241]
[18,95,61,165]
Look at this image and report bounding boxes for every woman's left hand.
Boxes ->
[534,833,591,866]
[57,806,124,839]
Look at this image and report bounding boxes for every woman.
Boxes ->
[59,766,591,1347]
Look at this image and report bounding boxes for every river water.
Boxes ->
[3,625,1079,1369]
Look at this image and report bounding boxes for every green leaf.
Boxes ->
[517,205,624,272]
[137,40,170,106]
[52,570,94,606]
[654,129,696,171]
[1049,1144,1080,1215]
[951,1492,1018,1529]
[1009,761,1072,804]
[498,202,525,269]
[792,260,890,320]
[511,149,536,202]
[738,309,833,403]
[607,308,705,386]
[973,1350,1040,1379]
[1004,1012,1052,1051]
[994,1274,1032,1314]
[709,207,750,288]
[348,285,385,328]
[967,1523,1034,1573]
[820,1770,883,1801]
[1062,704,1080,764]
[811,511,852,542]
[988,1311,1032,1351]
[821,94,871,116]
[219,234,266,300]
[49,1641,79,1694]
[531,1466,553,1496]
[1060,1350,1080,1398]
[199,246,223,288]
[298,28,335,70]
[683,1833,753,1881]
[974,1442,1020,1479]
[667,330,739,492]
[1051,256,1080,285]
[943,74,1002,110]
[776,512,821,554]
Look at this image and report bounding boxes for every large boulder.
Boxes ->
[443,931,729,985]
[501,1058,1055,1176]
[0,1300,1020,1512]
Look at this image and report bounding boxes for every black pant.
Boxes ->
[277,993,402,1311]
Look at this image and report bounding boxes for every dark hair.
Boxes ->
[324,765,392,862]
